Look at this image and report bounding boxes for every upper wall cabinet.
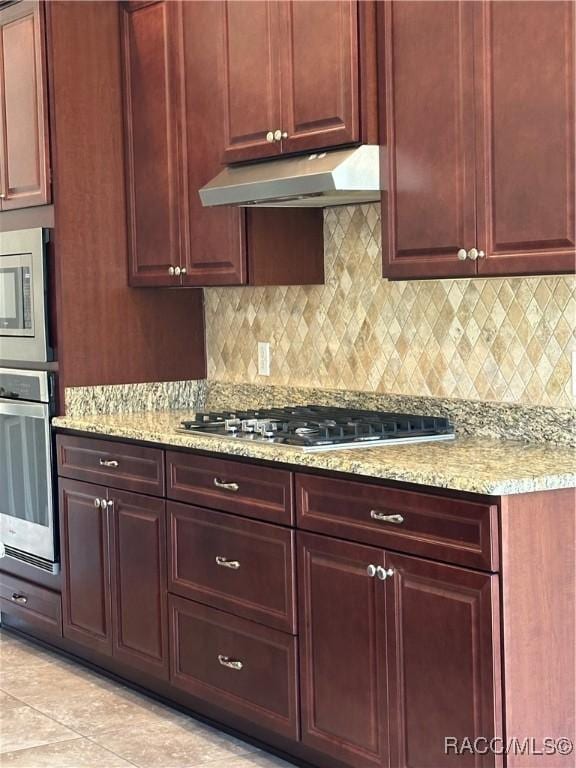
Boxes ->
[121,0,324,288]
[0,0,50,210]
[222,0,377,163]
[381,0,575,280]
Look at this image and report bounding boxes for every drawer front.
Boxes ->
[56,435,164,496]
[169,595,299,739]
[0,573,62,638]
[297,475,499,571]
[168,502,296,633]
[167,452,293,525]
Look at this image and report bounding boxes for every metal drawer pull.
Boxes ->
[216,556,240,570]
[218,655,243,671]
[213,478,239,492]
[99,458,119,468]
[370,511,404,525]
[376,566,395,581]
[11,593,28,605]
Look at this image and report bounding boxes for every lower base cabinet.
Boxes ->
[298,532,502,768]
[169,595,299,740]
[59,478,168,678]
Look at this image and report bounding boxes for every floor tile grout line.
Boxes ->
[0,735,83,758]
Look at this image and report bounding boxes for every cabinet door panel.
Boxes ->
[181,1,245,285]
[381,1,477,279]
[0,0,50,209]
[110,490,168,679]
[298,532,388,768]
[59,479,112,655]
[386,552,502,768]
[280,1,359,154]
[121,1,184,286]
[475,1,575,275]
[221,1,282,163]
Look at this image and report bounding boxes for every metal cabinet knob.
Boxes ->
[457,248,468,261]
[0,193,5,199]
[168,266,175,276]
[477,250,485,259]
[180,266,187,276]
[216,556,240,570]
[266,131,274,143]
[366,564,377,578]
[281,131,288,139]
[94,497,102,508]
[106,500,114,509]
[376,566,394,581]
[218,654,243,671]
[273,129,282,141]
[174,266,182,277]
[468,248,479,260]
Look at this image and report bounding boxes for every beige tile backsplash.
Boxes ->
[204,204,576,407]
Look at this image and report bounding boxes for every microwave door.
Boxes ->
[0,399,55,563]
[0,265,30,335]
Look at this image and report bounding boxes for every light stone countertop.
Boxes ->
[52,410,576,497]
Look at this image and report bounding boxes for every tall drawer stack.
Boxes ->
[165,451,299,739]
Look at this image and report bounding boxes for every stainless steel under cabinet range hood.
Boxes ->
[199,145,381,208]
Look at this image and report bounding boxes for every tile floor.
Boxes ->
[0,631,293,768]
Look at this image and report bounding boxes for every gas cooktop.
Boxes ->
[179,406,455,452]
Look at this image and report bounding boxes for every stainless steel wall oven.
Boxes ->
[0,368,57,573]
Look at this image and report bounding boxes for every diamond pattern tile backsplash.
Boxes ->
[204,204,576,407]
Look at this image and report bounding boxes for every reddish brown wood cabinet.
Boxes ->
[0,0,50,209]
[385,552,502,768]
[59,479,113,656]
[381,0,575,279]
[298,533,388,768]
[222,0,370,163]
[298,532,503,768]
[121,0,324,288]
[110,489,168,679]
[121,0,183,287]
[168,501,297,633]
[59,477,168,678]
[169,595,299,740]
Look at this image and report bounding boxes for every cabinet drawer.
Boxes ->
[0,573,62,638]
[168,502,296,633]
[56,435,164,496]
[297,475,499,571]
[169,595,298,739]
[167,452,293,525]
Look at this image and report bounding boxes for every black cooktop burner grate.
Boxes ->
[179,405,455,451]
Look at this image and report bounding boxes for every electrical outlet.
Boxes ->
[572,350,576,398]
[258,341,271,376]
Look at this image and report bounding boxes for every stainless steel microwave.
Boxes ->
[0,228,53,364]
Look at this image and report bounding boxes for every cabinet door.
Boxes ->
[474,1,575,275]
[0,0,50,209]
[298,532,388,768]
[109,490,168,679]
[221,0,282,163]
[381,1,477,279]
[180,1,246,285]
[121,1,185,286]
[385,552,502,768]
[279,1,360,154]
[59,479,112,656]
